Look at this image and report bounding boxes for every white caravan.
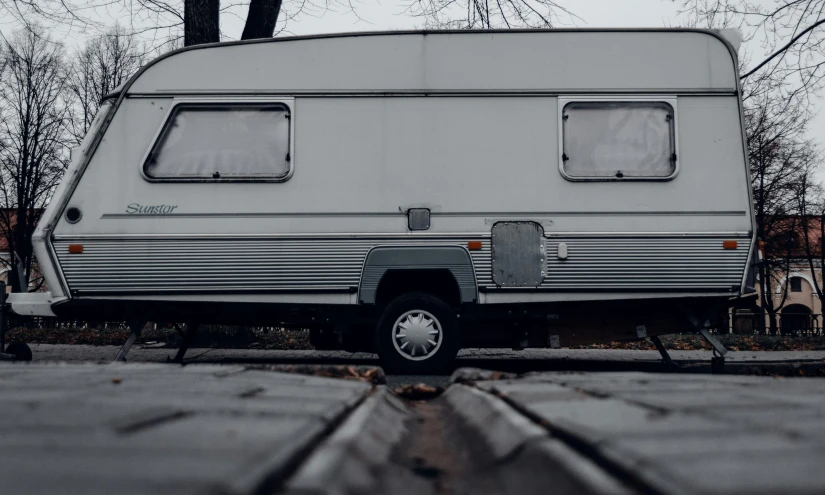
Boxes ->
[8,29,756,372]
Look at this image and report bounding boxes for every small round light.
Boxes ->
[65,207,82,224]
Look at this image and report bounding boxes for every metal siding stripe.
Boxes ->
[531,238,751,290]
[55,236,488,294]
[54,236,749,294]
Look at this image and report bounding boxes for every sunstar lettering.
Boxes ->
[126,203,178,214]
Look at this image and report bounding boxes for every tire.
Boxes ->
[4,342,32,362]
[376,292,459,374]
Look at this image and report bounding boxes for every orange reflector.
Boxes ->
[722,240,738,250]
[467,241,483,250]
[68,244,83,254]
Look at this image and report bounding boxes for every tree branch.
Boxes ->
[741,17,825,79]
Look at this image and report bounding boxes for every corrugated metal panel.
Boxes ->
[451,264,477,288]
[54,236,489,294]
[538,237,751,290]
[53,235,748,295]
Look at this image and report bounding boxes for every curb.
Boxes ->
[444,384,632,494]
[282,386,410,495]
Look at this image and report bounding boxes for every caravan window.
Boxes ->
[561,101,676,180]
[144,103,291,181]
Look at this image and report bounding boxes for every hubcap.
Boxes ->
[392,310,443,361]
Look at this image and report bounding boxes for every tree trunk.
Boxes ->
[768,311,778,335]
[7,265,22,294]
[184,0,220,46]
[241,0,282,40]
[8,212,30,293]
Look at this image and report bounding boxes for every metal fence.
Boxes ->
[726,312,825,336]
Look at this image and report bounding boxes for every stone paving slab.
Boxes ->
[0,363,373,495]
[6,361,825,494]
[473,371,825,494]
[443,384,631,494]
[283,388,411,495]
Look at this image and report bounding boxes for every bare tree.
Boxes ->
[795,153,825,315]
[66,25,148,146]
[0,0,354,48]
[185,0,220,45]
[758,143,817,332]
[402,0,578,29]
[678,1,825,100]
[0,28,70,292]
[726,53,814,332]
[762,220,796,332]
[241,0,283,40]
[680,3,823,333]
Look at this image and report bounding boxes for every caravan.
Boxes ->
[8,29,756,372]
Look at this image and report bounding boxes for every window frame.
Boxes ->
[790,277,803,293]
[557,96,679,182]
[140,97,295,183]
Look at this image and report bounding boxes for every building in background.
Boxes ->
[734,216,824,335]
[0,209,44,294]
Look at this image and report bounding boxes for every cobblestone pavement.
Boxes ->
[4,363,825,494]
[0,363,374,495]
[468,371,825,494]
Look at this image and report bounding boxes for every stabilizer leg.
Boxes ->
[114,320,145,362]
[698,327,727,374]
[172,322,199,363]
[650,335,677,368]
[687,313,728,374]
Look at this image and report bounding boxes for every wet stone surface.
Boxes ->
[25,344,825,382]
[476,372,825,494]
[0,363,372,495]
[5,363,825,494]
[376,397,507,495]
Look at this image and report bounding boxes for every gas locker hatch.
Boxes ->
[491,222,546,288]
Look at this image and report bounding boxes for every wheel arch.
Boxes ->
[358,245,478,305]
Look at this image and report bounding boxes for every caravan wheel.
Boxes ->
[376,292,459,374]
[4,342,32,362]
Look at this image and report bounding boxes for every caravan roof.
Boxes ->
[123,29,740,96]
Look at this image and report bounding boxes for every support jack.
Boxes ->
[650,335,678,369]
[114,320,146,362]
[698,327,727,374]
[687,312,728,374]
[172,322,199,363]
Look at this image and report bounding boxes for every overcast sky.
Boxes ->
[257,0,684,35]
